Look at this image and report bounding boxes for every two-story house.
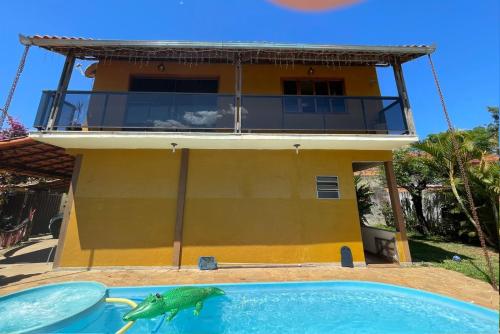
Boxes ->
[22,35,434,268]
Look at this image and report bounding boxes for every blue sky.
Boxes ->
[0,0,498,137]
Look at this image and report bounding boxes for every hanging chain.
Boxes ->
[0,45,31,130]
[428,54,498,290]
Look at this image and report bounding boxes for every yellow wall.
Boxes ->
[92,61,381,96]
[56,61,397,267]
[58,150,180,267]
[181,149,391,266]
[58,149,393,267]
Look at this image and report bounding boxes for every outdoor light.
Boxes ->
[171,143,178,153]
[294,143,301,154]
[307,67,315,75]
[158,63,166,72]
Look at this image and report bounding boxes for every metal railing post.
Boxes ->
[234,55,242,133]
[46,53,75,130]
[398,97,409,134]
[360,98,369,131]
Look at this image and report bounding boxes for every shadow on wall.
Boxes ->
[73,150,180,252]
[182,199,363,247]
[75,197,176,250]
[181,150,365,249]
[74,198,363,250]
[72,150,371,254]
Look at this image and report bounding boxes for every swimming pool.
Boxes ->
[1,281,498,333]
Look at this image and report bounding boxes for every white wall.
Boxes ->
[361,226,398,261]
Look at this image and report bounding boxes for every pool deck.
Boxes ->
[0,262,497,310]
[0,236,498,310]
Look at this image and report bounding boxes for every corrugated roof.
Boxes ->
[19,34,435,65]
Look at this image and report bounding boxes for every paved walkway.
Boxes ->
[0,235,57,264]
[0,264,497,310]
[0,237,498,310]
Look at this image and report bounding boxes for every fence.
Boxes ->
[0,190,67,236]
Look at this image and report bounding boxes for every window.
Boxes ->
[283,80,345,96]
[283,80,345,113]
[316,176,340,199]
[130,77,219,93]
[126,77,219,127]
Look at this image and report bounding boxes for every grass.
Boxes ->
[369,224,397,232]
[409,234,500,286]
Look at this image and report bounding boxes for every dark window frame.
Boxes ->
[282,79,347,114]
[282,79,345,96]
[129,76,220,94]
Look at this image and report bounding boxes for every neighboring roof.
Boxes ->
[19,35,435,65]
[470,154,499,165]
[0,136,74,179]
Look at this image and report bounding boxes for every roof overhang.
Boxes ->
[29,132,418,151]
[19,35,435,66]
[0,137,74,179]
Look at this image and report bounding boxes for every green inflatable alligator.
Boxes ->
[123,287,225,322]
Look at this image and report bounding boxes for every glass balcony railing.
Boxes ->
[34,91,236,131]
[34,91,408,135]
[241,95,407,134]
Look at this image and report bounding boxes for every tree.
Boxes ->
[468,107,499,155]
[415,129,498,289]
[0,116,30,219]
[354,175,374,225]
[468,152,500,246]
[0,116,27,140]
[486,106,499,155]
[414,132,498,242]
[392,147,438,235]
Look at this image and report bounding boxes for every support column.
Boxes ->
[53,154,82,268]
[234,55,242,133]
[393,61,416,135]
[47,53,75,130]
[172,149,189,268]
[384,160,412,263]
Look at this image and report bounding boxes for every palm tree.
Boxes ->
[468,153,500,244]
[415,131,498,289]
[354,175,374,226]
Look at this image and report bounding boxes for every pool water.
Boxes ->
[0,281,106,333]
[80,281,498,334]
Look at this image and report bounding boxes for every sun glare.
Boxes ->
[269,0,363,11]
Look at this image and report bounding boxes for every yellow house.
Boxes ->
[22,35,435,268]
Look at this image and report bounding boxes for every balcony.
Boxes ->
[34,91,409,135]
